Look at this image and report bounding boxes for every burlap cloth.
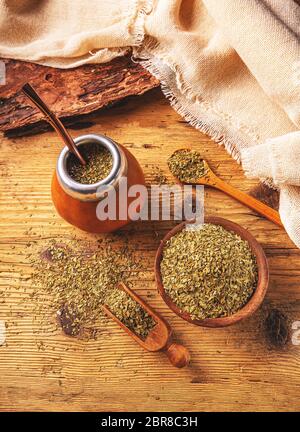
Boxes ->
[1,0,300,245]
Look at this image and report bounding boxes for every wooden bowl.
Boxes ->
[155,217,269,327]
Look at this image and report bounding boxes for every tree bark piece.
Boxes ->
[0,55,159,137]
[249,183,279,211]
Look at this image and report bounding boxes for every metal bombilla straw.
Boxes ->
[22,83,86,166]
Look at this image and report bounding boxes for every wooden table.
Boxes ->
[0,88,299,412]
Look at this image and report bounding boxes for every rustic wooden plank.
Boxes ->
[0,56,159,137]
[0,89,299,412]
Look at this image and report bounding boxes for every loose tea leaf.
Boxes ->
[67,142,113,184]
[106,289,156,339]
[160,224,258,319]
[168,149,207,182]
[151,166,169,185]
[31,240,139,334]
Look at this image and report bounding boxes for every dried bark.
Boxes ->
[264,309,289,348]
[249,183,280,210]
[0,55,159,137]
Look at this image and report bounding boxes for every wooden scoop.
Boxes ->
[171,149,283,227]
[103,282,190,368]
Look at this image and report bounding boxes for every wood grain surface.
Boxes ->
[0,88,299,412]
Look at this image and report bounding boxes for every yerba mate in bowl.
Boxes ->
[155,217,269,327]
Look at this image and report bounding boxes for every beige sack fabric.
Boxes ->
[0,0,151,67]
[1,0,300,246]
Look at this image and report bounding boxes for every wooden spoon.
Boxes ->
[170,150,282,227]
[22,83,86,165]
[103,282,190,368]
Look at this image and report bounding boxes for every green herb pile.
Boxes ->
[167,149,207,182]
[160,224,258,319]
[106,289,156,339]
[31,240,139,335]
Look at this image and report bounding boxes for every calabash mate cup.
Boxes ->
[51,133,146,233]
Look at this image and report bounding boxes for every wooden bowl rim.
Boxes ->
[155,216,269,327]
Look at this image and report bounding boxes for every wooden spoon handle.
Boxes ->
[164,342,190,368]
[212,177,283,227]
